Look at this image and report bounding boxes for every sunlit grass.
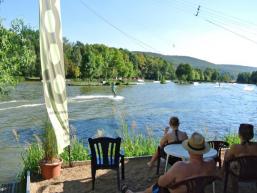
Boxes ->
[120,119,158,157]
[60,138,90,162]
[20,117,159,182]
[20,143,44,179]
[20,138,89,180]
[224,133,240,145]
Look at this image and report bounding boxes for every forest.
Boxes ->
[1,19,251,93]
[237,71,257,84]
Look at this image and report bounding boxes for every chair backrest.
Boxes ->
[224,156,257,181]
[88,137,121,168]
[168,176,220,193]
[208,141,229,157]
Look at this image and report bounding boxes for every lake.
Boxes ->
[0,81,256,183]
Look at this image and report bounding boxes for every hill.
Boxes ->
[143,53,257,77]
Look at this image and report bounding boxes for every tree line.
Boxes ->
[0,19,239,93]
[175,63,232,82]
[0,19,37,93]
[63,40,176,81]
[237,71,257,84]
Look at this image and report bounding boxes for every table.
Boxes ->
[164,144,218,193]
[164,144,217,172]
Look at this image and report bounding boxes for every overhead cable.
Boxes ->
[204,19,257,45]
[79,0,162,53]
[163,0,257,45]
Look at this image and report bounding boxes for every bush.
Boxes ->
[224,133,240,145]
[160,76,166,84]
[20,137,89,180]
[42,122,58,162]
[60,138,90,162]
[20,143,44,179]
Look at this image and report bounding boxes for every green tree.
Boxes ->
[134,53,146,78]
[237,72,251,84]
[193,69,200,80]
[211,70,220,81]
[194,68,204,81]
[71,42,82,67]
[176,63,193,81]
[0,20,36,93]
[203,68,213,81]
[10,19,36,77]
[20,27,40,77]
[220,73,231,82]
[250,71,257,84]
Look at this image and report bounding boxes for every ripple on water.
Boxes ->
[0,82,257,183]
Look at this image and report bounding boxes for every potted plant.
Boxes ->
[40,122,62,179]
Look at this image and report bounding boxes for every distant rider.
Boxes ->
[111,82,117,97]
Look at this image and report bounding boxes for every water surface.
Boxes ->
[0,82,256,183]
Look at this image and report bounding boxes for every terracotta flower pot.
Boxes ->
[40,159,63,180]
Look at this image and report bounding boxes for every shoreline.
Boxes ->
[21,78,250,86]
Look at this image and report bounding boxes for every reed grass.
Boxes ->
[20,137,89,181]
[20,117,159,181]
[20,143,44,178]
[120,120,158,157]
[224,133,240,145]
[60,138,90,162]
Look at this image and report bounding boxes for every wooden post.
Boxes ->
[68,145,72,167]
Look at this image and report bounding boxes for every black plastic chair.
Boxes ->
[88,137,125,190]
[156,141,182,174]
[223,156,257,193]
[157,176,220,193]
[208,140,229,168]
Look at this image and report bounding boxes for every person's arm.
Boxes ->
[207,159,216,173]
[160,134,168,147]
[157,162,182,187]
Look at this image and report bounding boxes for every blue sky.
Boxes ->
[1,0,257,67]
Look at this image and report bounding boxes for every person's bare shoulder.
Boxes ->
[224,144,241,161]
[164,133,172,141]
[250,143,257,154]
[179,130,188,140]
[183,131,188,139]
[205,159,216,171]
[230,144,242,153]
[251,142,257,147]
[171,160,189,174]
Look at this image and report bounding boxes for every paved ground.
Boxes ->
[30,157,256,193]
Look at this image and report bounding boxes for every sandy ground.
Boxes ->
[30,156,257,193]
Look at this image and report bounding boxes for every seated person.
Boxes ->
[147,116,188,167]
[224,123,257,161]
[123,132,216,193]
[224,124,257,193]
